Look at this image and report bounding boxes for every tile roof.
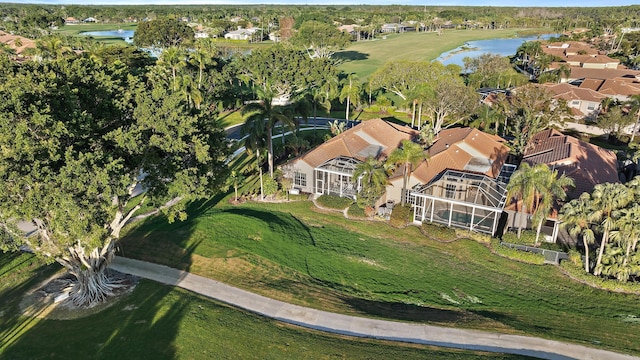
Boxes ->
[570,67,640,81]
[543,83,607,103]
[411,128,510,184]
[565,54,619,65]
[523,129,619,199]
[295,119,418,168]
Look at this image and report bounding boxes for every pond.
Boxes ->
[436,34,558,67]
[79,30,134,43]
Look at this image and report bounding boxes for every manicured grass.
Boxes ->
[121,199,640,356]
[54,23,137,46]
[337,28,545,80]
[0,252,531,360]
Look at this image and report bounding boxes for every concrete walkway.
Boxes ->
[110,257,638,360]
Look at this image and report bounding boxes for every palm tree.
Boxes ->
[242,89,294,177]
[387,140,428,206]
[189,48,215,90]
[159,47,187,91]
[339,73,361,120]
[226,170,245,202]
[353,157,391,209]
[242,116,267,201]
[506,163,546,239]
[36,36,71,60]
[611,205,640,269]
[589,182,633,276]
[532,167,574,245]
[560,194,596,273]
[625,94,640,142]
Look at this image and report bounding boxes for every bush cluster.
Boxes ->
[491,239,545,265]
[389,205,413,228]
[561,261,640,294]
[421,223,457,240]
[455,229,491,243]
[501,230,537,245]
[316,195,353,209]
[347,203,366,218]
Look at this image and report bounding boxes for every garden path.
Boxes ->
[110,256,639,360]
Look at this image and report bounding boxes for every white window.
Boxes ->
[294,172,307,187]
[571,100,580,106]
[445,184,456,198]
[587,103,595,111]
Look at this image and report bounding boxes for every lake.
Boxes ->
[79,30,134,43]
[436,34,557,67]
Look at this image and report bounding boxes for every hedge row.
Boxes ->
[316,195,353,209]
[491,239,545,265]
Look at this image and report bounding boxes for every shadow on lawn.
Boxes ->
[341,296,469,324]
[333,50,369,62]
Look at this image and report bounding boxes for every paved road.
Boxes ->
[110,256,639,360]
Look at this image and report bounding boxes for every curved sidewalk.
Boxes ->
[110,257,638,360]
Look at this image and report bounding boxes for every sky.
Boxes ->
[2,0,639,7]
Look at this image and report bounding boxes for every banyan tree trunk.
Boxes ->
[57,239,121,307]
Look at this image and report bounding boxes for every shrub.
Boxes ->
[568,249,583,267]
[263,175,278,197]
[455,229,491,244]
[561,261,640,294]
[422,223,456,240]
[316,195,353,209]
[501,229,537,246]
[347,203,366,218]
[491,239,545,265]
[389,205,413,228]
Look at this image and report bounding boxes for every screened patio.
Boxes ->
[314,156,361,198]
[409,167,514,235]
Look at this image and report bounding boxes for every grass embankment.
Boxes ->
[0,252,532,359]
[121,198,640,356]
[337,28,546,80]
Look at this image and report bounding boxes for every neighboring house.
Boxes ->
[406,128,514,235]
[542,41,599,58]
[282,121,515,235]
[542,83,606,120]
[0,31,36,56]
[564,54,619,69]
[281,119,417,198]
[194,31,209,39]
[64,17,80,24]
[224,27,259,40]
[579,78,640,102]
[522,129,619,200]
[83,17,97,23]
[510,129,620,241]
[381,23,414,33]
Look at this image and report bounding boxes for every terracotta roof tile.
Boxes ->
[294,119,417,168]
[412,128,509,184]
[523,129,619,199]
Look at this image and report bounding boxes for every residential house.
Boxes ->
[224,27,259,41]
[282,121,514,235]
[381,23,414,33]
[281,119,417,199]
[578,78,640,102]
[64,17,80,24]
[542,83,607,120]
[511,129,620,241]
[83,17,97,23]
[405,128,514,235]
[523,129,619,200]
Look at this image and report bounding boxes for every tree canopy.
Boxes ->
[289,20,351,59]
[133,17,195,48]
[0,55,228,306]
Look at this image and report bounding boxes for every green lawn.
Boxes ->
[0,252,532,360]
[120,199,640,356]
[337,28,546,80]
[54,23,137,46]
